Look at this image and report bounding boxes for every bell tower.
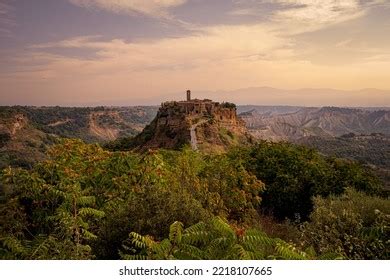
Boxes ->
[186,90,191,101]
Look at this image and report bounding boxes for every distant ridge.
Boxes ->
[179,87,390,107]
[239,106,390,141]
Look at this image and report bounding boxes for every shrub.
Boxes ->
[300,189,390,260]
[121,216,310,260]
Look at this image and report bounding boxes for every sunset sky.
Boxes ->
[1,0,390,106]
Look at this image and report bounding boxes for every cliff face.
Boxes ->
[131,100,252,152]
[0,114,28,139]
[0,113,57,169]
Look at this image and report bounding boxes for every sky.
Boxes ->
[0,0,390,106]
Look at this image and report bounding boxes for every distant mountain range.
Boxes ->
[41,87,390,107]
[121,87,390,108]
[197,87,390,107]
[239,106,390,141]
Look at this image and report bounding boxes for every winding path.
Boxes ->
[190,119,208,150]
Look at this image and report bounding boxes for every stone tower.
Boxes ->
[186,90,191,101]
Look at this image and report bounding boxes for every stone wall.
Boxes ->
[160,100,241,125]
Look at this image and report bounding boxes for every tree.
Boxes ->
[237,141,383,220]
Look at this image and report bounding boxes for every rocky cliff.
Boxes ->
[0,113,57,169]
[129,100,252,152]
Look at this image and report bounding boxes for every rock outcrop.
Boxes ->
[0,113,57,168]
[130,99,252,152]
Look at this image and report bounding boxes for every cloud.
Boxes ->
[30,35,104,49]
[0,25,297,104]
[2,1,390,105]
[0,2,12,15]
[0,1,16,36]
[3,15,389,106]
[28,23,292,73]
[274,0,362,25]
[231,0,387,34]
[69,0,187,18]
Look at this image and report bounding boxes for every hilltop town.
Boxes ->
[128,90,252,152]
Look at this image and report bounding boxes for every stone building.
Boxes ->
[159,90,242,125]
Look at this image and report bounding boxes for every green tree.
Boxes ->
[238,141,383,220]
[0,165,104,259]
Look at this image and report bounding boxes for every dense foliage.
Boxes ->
[122,217,323,260]
[237,141,383,220]
[298,134,390,189]
[0,139,388,260]
[301,134,390,168]
[0,140,264,259]
[300,189,389,259]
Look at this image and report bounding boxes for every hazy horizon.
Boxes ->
[1,86,390,107]
[1,1,390,106]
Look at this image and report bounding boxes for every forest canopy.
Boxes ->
[0,139,388,260]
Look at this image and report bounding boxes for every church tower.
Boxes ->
[186,90,191,101]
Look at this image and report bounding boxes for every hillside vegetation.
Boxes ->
[1,139,388,260]
[0,106,158,169]
[298,134,390,189]
[0,112,58,170]
[0,106,158,143]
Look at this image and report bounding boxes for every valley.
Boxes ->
[1,105,389,185]
[0,106,158,169]
[239,106,390,141]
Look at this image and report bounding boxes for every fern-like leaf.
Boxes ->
[169,221,184,245]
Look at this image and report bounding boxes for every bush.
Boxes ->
[300,189,390,259]
[0,133,11,148]
[121,216,311,260]
[221,102,237,109]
